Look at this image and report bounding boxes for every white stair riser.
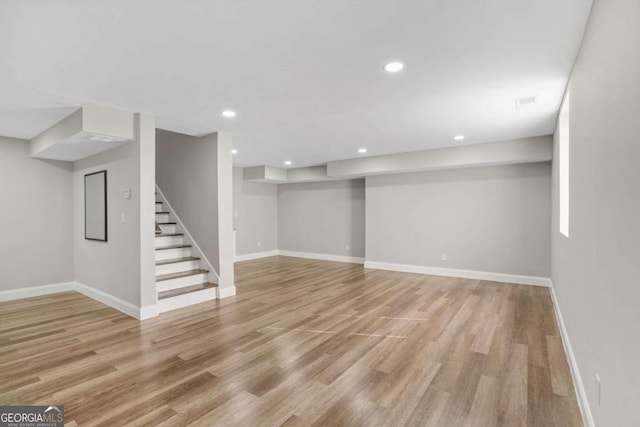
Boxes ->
[155,213,170,222]
[156,260,200,275]
[157,273,208,292]
[155,235,183,247]
[158,288,215,313]
[158,224,176,234]
[155,203,164,213]
[156,247,191,261]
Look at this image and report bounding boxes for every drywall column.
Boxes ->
[138,113,157,317]
[215,132,236,297]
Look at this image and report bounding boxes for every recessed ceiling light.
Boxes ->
[231,149,238,154]
[222,110,236,118]
[358,148,368,154]
[384,62,404,73]
[454,135,465,141]
[284,160,292,166]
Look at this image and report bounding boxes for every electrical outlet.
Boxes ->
[345,244,350,252]
[441,253,447,261]
[257,241,261,248]
[596,374,601,405]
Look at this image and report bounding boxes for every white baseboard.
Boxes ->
[0,282,75,302]
[158,287,216,313]
[140,304,159,320]
[73,282,144,320]
[217,286,237,299]
[278,250,364,264]
[235,250,279,262]
[363,261,551,287]
[549,280,594,427]
[0,281,158,321]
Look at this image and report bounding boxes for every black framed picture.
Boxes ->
[85,170,108,242]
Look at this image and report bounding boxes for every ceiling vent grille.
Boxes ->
[89,133,129,143]
[515,95,538,111]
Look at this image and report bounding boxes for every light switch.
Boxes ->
[123,189,131,199]
[121,213,125,223]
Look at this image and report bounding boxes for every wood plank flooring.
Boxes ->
[0,256,583,426]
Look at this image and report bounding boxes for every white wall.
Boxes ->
[551,0,640,424]
[0,136,74,290]
[278,180,365,258]
[233,167,278,255]
[156,129,220,272]
[72,113,155,308]
[366,163,551,277]
[156,129,235,293]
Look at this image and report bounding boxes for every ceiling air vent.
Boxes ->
[89,133,129,143]
[515,95,538,111]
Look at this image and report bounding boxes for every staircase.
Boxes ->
[155,195,217,313]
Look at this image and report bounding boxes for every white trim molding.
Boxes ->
[0,282,75,302]
[158,287,216,313]
[139,304,159,320]
[73,282,141,319]
[0,281,158,321]
[235,250,280,262]
[217,286,237,299]
[549,280,594,427]
[363,261,551,287]
[278,250,365,264]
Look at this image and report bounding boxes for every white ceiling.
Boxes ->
[0,0,592,167]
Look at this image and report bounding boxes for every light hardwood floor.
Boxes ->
[0,256,582,426]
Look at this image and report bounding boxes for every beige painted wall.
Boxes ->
[0,136,74,289]
[366,163,551,277]
[233,167,278,255]
[156,130,235,292]
[278,180,365,258]
[551,0,640,424]
[72,115,150,307]
[156,129,220,272]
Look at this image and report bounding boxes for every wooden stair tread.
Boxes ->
[156,211,171,215]
[156,269,209,282]
[155,201,163,204]
[155,233,184,237]
[156,256,200,266]
[158,283,217,300]
[156,244,192,251]
[157,222,176,225]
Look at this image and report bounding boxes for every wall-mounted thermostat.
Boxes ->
[123,189,131,199]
